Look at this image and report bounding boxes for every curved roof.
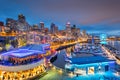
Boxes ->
[0,44,50,58]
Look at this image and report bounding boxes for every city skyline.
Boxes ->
[0,1,120,79]
[0,0,120,35]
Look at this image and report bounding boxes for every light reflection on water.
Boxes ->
[108,41,120,51]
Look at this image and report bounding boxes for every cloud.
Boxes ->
[0,0,120,35]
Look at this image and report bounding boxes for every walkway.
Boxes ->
[40,69,120,80]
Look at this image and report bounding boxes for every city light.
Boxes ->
[100,34,107,45]
[0,1,120,79]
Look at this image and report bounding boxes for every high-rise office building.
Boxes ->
[66,22,71,37]
[0,21,4,32]
[54,26,58,33]
[82,30,88,39]
[44,28,49,35]
[16,14,30,31]
[50,23,55,34]
[33,24,39,29]
[6,18,16,31]
[76,28,81,36]
[71,25,76,33]
[40,22,44,30]
[71,25,77,37]
[40,22,45,33]
[0,21,4,26]
[18,14,26,22]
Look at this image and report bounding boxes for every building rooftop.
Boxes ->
[0,44,50,58]
[20,44,50,51]
[1,49,45,58]
[70,56,115,65]
[72,53,94,58]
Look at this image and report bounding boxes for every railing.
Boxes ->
[0,59,44,72]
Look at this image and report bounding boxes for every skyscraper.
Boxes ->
[18,14,26,22]
[40,22,45,33]
[6,18,16,31]
[71,25,77,37]
[54,26,58,33]
[40,22,44,30]
[44,28,49,35]
[82,30,86,36]
[66,22,71,37]
[50,23,55,34]
[0,21,4,32]
[33,24,39,29]
[16,14,30,31]
[76,28,81,37]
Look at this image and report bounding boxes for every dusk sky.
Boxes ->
[0,0,120,35]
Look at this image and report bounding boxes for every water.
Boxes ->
[108,41,120,51]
